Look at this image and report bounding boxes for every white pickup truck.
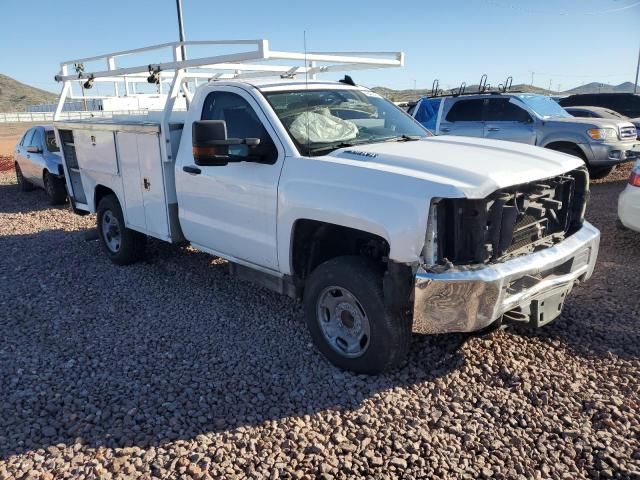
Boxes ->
[53,41,600,373]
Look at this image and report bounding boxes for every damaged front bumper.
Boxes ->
[412,221,600,334]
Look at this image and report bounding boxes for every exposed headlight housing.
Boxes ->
[423,201,439,265]
[587,128,617,141]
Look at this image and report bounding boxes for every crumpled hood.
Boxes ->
[326,136,584,198]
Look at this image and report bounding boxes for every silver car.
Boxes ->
[412,93,639,179]
[14,125,67,204]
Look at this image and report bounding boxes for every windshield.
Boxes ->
[263,89,428,155]
[514,94,572,119]
[45,130,60,152]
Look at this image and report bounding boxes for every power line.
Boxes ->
[477,0,640,16]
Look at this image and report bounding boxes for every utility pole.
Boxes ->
[530,71,535,86]
[634,43,640,94]
[548,79,552,94]
[176,0,187,60]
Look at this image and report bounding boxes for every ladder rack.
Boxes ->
[53,39,404,120]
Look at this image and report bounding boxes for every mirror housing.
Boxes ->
[26,146,42,154]
[192,120,261,166]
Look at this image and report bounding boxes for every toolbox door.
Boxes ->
[116,132,169,238]
[137,133,169,238]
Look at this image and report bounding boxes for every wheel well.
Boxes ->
[94,185,115,210]
[291,219,390,280]
[545,141,586,160]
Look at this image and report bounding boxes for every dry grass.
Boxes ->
[0,122,40,155]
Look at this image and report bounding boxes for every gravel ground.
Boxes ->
[0,166,638,480]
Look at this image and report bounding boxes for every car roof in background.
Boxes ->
[564,106,628,117]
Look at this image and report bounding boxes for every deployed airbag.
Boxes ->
[290,108,358,144]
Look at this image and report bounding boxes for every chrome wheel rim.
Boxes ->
[101,209,121,253]
[316,286,371,358]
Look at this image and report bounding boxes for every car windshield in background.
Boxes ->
[514,94,572,119]
[264,89,428,155]
[45,130,60,152]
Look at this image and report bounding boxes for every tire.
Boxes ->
[96,194,146,265]
[15,163,34,192]
[587,165,615,180]
[44,172,67,205]
[303,256,411,374]
[545,144,614,180]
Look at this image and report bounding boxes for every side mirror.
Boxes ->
[26,146,42,154]
[192,120,260,167]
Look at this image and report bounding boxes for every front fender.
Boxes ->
[43,152,63,176]
[539,133,593,162]
[277,157,435,275]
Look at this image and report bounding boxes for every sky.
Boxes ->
[1,0,639,94]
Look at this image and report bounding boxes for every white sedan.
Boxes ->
[618,161,640,231]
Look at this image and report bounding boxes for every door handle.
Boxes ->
[183,165,202,175]
[440,127,451,133]
[487,127,500,132]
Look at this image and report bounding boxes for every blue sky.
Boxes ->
[1,0,639,93]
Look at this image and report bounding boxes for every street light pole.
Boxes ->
[634,43,640,94]
[176,0,187,60]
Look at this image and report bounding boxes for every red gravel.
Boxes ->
[0,155,13,173]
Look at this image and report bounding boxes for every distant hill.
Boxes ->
[0,74,57,113]
[373,81,637,103]
[564,81,636,94]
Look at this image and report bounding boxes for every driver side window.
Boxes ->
[30,128,44,151]
[201,92,278,164]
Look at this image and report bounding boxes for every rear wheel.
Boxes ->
[96,194,146,265]
[15,163,34,192]
[44,172,67,205]
[303,256,411,374]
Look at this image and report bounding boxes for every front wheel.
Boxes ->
[44,172,67,205]
[303,256,411,374]
[96,194,146,265]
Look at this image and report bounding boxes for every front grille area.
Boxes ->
[436,167,589,265]
[620,126,637,140]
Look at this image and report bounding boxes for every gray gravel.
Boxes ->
[0,169,639,480]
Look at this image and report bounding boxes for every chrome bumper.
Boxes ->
[413,222,600,334]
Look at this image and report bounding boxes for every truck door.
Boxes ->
[483,98,536,145]
[438,99,484,138]
[176,87,284,271]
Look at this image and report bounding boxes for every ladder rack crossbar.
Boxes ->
[55,39,403,83]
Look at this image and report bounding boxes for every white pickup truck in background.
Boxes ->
[53,40,600,374]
